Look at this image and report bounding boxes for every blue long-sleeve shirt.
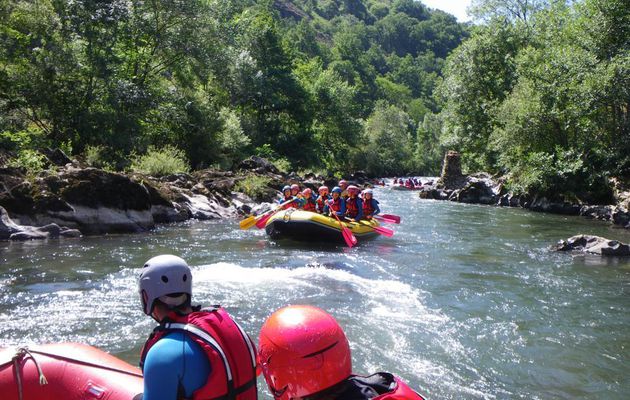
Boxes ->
[364,198,380,217]
[142,332,211,400]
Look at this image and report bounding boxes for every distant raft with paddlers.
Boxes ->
[0,343,143,400]
[265,209,380,244]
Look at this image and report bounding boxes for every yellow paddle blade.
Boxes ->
[239,215,257,230]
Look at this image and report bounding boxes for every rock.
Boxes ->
[237,156,280,175]
[0,206,22,239]
[42,148,73,166]
[1,206,81,240]
[456,179,497,205]
[580,205,613,221]
[529,196,581,215]
[348,171,369,184]
[60,228,82,238]
[612,206,630,228]
[556,235,630,256]
[438,151,467,190]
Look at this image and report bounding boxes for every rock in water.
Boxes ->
[556,235,630,256]
[439,150,466,190]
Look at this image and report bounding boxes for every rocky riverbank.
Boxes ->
[417,151,630,230]
[0,154,372,240]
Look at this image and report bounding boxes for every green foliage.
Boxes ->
[361,102,415,176]
[131,146,190,177]
[84,145,114,171]
[235,175,272,200]
[7,149,46,175]
[438,0,628,199]
[272,158,293,174]
[1,0,470,177]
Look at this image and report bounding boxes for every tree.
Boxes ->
[362,102,414,176]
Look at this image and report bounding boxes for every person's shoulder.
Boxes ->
[145,331,188,365]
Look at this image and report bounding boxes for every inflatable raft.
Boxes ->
[265,209,380,243]
[0,343,143,400]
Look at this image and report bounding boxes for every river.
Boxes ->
[1,187,629,399]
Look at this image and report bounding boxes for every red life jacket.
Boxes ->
[140,306,258,400]
[345,197,360,218]
[303,198,316,212]
[363,199,375,217]
[281,195,299,209]
[329,197,343,213]
[374,376,425,399]
[316,195,328,213]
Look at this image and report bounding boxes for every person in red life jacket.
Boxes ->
[315,186,330,214]
[138,255,258,400]
[362,188,380,220]
[279,185,303,209]
[258,305,426,400]
[344,185,363,222]
[301,188,317,212]
[290,184,300,197]
[338,179,349,199]
[325,186,346,217]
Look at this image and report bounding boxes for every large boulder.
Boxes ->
[556,235,630,256]
[237,156,280,175]
[1,206,81,240]
[438,150,467,190]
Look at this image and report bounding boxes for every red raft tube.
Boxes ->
[0,343,143,400]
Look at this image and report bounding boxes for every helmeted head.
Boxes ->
[363,188,373,198]
[291,184,300,195]
[139,255,192,316]
[282,185,292,197]
[338,180,348,189]
[302,188,312,198]
[346,185,360,197]
[318,186,329,195]
[331,186,342,198]
[258,305,352,400]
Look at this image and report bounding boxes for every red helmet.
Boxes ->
[291,184,300,191]
[347,185,360,195]
[338,179,348,188]
[258,305,352,399]
[318,186,329,194]
[302,188,312,196]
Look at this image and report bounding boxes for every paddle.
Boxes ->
[359,221,394,237]
[327,201,357,248]
[376,214,401,224]
[255,198,295,229]
[373,215,398,224]
[238,198,293,230]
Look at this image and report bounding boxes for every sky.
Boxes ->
[421,0,473,22]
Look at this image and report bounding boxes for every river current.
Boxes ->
[1,187,629,399]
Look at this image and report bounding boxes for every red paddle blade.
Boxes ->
[379,214,401,223]
[373,225,394,237]
[341,226,357,247]
[255,213,272,229]
[374,216,397,224]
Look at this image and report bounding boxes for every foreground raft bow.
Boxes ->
[0,343,143,400]
[264,209,386,245]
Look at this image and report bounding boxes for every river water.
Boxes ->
[1,187,629,399]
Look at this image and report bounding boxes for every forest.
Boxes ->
[1,0,628,201]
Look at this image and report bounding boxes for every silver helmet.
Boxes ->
[139,255,192,315]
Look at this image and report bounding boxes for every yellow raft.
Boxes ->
[265,209,380,243]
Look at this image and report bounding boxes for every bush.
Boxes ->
[271,158,292,174]
[84,145,114,170]
[8,149,46,176]
[131,145,190,177]
[235,175,272,200]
